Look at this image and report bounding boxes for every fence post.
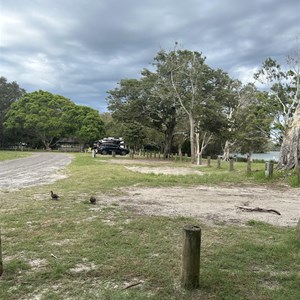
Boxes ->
[229,158,234,171]
[130,151,134,159]
[181,225,201,289]
[265,161,274,178]
[217,156,221,169]
[207,156,211,167]
[297,218,300,241]
[0,231,3,276]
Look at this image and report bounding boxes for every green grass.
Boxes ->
[0,152,299,299]
[0,150,31,161]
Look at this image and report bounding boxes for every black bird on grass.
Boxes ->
[50,191,59,200]
[90,196,96,205]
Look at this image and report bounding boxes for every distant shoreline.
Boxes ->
[236,151,280,162]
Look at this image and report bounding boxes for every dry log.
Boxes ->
[237,206,281,215]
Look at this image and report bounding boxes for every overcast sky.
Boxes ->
[1,0,299,112]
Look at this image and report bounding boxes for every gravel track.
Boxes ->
[0,152,73,191]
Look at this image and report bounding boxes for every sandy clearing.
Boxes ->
[102,184,299,227]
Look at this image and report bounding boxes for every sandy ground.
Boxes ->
[108,185,299,227]
[1,154,299,227]
[104,159,300,227]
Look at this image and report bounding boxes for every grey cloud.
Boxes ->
[1,0,299,112]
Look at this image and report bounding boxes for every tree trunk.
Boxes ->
[163,106,177,159]
[277,107,300,170]
[222,140,231,161]
[189,115,196,164]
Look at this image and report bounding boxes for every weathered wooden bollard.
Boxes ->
[181,225,201,289]
[185,153,188,162]
[112,151,116,158]
[0,231,3,276]
[265,161,274,178]
[296,218,300,241]
[229,158,234,171]
[217,156,221,169]
[207,156,211,167]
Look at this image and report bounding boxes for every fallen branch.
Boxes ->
[237,206,281,215]
[123,281,143,290]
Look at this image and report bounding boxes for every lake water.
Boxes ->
[236,151,280,162]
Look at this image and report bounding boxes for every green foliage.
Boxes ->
[107,47,236,160]
[254,56,300,139]
[0,76,26,145]
[4,90,106,148]
[233,85,273,155]
[70,105,106,144]
[5,90,76,148]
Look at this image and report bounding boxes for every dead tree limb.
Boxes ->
[123,281,143,290]
[237,206,281,215]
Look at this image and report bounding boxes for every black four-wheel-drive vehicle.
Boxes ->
[97,143,129,155]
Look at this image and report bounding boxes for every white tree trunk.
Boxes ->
[189,115,196,164]
[278,107,300,170]
[223,140,231,161]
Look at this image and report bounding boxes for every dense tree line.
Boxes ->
[1,45,299,169]
[0,83,105,149]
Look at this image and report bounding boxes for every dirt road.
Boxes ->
[0,152,73,191]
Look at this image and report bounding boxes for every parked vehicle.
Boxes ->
[98,143,129,155]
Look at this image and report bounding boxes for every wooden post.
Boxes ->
[130,151,134,159]
[112,151,116,158]
[185,153,188,162]
[0,231,3,276]
[269,161,274,177]
[265,161,273,178]
[217,156,221,169]
[229,158,234,171]
[181,225,201,289]
[207,156,211,167]
[296,218,300,241]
